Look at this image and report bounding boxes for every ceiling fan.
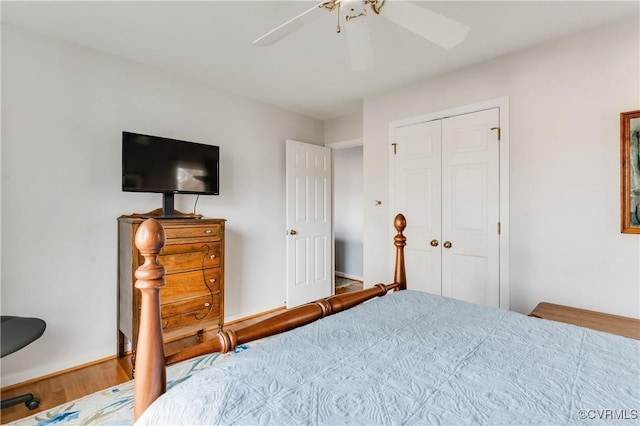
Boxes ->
[253,0,470,72]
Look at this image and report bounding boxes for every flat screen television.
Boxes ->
[122,131,219,217]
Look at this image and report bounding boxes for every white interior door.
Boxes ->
[441,108,500,307]
[393,121,442,295]
[285,140,332,308]
[392,108,501,308]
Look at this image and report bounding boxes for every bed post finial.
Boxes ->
[133,218,167,421]
[393,213,407,290]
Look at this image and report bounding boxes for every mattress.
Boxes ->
[136,290,640,425]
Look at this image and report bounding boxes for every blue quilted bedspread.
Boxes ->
[137,290,640,425]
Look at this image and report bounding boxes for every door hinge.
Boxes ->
[490,127,501,141]
[497,221,501,235]
[391,142,397,155]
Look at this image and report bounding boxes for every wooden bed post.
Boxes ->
[133,214,409,418]
[393,214,407,290]
[133,219,167,421]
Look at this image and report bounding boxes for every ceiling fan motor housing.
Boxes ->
[343,0,368,21]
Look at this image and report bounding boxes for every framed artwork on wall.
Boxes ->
[621,109,640,234]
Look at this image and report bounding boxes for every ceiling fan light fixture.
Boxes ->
[321,0,341,12]
[364,0,386,15]
[345,13,375,71]
[342,0,368,21]
[345,7,366,22]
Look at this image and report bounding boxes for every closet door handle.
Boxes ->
[430,239,439,247]
[443,241,452,249]
[289,229,298,235]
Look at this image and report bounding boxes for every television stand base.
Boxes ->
[119,208,203,220]
[144,215,201,220]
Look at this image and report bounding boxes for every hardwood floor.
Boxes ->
[0,280,363,423]
[335,280,363,294]
[0,356,133,423]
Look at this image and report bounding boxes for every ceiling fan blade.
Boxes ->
[381,1,469,49]
[253,2,329,46]
[345,17,374,71]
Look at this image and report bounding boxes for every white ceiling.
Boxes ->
[2,1,638,120]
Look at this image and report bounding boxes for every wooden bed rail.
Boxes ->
[165,282,399,365]
[132,213,407,420]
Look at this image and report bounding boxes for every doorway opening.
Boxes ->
[329,139,364,294]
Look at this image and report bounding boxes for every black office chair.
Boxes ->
[1,316,46,410]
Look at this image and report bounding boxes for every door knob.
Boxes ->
[289,229,297,235]
[443,241,452,249]
[430,239,439,247]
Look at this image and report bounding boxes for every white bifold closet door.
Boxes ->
[393,108,500,308]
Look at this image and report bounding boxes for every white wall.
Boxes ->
[333,146,363,278]
[0,24,323,386]
[324,111,363,144]
[363,19,640,318]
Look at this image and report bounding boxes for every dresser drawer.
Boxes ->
[161,269,221,303]
[163,224,221,240]
[161,294,221,333]
[143,242,221,271]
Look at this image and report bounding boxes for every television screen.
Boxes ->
[122,132,219,196]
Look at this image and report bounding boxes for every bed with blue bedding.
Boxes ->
[136,289,640,425]
[131,214,639,424]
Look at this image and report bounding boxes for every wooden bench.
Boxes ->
[529,302,640,340]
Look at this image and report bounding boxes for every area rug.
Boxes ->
[7,345,252,426]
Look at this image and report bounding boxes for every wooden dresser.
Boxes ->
[530,302,640,340]
[117,212,226,359]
